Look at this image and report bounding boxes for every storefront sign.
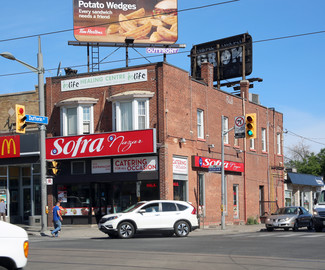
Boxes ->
[192,156,244,173]
[0,136,20,158]
[61,69,147,91]
[46,129,156,160]
[173,157,187,174]
[113,156,157,172]
[92,159,112,174]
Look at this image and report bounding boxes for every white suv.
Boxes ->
[98,200,199,239]
[0,221,29,269]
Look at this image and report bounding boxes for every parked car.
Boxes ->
[265,206,313,231]
[98,200,199,239]
[0,221,29,269]
[312,187,325,232]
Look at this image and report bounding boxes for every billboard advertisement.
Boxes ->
[191,33,253,81]
[73,0,178,44]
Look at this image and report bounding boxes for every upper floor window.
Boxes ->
[277,133,282,155]
[197,109,204,139]
[261,128,266,152]
[56,97,98,136]
[223,116,229,144]
[250,138,255,150]
[108,91,154,132]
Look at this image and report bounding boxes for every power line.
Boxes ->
[0,0,239,43]
[285,130,325,146]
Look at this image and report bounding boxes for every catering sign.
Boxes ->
[0,136,20,158]
[46,129,156,160]
[61,69,147,91]
[73,0,178,44]
[113,156,157,172]
[173,156,187,174]
[192,156,244,173]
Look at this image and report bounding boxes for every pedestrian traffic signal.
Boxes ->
[245,113,256,139]
[47,160,59,175]
[15,104,27,133]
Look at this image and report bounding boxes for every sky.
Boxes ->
[0,0,325,157]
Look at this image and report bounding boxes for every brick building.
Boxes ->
[45,61,284,227]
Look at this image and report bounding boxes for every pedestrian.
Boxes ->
[51,201,63,237]
[0,199,6,222]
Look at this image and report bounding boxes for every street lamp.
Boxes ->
[0,36,47,233]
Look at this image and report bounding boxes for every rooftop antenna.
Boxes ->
[56,61,62,76]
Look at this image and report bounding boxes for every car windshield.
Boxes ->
[274,207,298,215]
[122,202,146,213]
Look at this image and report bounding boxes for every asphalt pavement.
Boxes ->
[18,223,266,239]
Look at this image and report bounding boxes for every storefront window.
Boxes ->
[285,190,292,206]
[233,185,239,219]
[173,180,187,201]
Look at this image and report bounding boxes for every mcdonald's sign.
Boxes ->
[0,136,20,158]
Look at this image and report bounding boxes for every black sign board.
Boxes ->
[191,33,252,81]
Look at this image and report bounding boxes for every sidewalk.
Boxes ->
[19,223,266,239]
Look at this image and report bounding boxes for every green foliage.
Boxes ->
[246,216,259,225]
[287,148,325,178]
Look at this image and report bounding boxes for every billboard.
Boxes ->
[191,33,253,81]
[0,136,20,159]
[73,0,178,44]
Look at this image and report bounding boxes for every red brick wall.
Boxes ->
[45,62,284,227]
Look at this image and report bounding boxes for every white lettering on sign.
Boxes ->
[61,69,147,91]
[173,157,188,174]
[113,156,157,173]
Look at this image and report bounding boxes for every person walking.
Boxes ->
[51,201,63,237]
[0,199,6,222]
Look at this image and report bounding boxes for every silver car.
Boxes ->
[265,206,313,231]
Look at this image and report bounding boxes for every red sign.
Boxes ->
[46,129,156,160]
[192,156,244,173]
[0,136,20,158]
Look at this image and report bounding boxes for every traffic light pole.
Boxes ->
[221,115,234,230]
[38,37,47,233]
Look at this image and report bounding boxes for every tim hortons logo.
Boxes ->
[46,130,155,159]
[0,136,20,158]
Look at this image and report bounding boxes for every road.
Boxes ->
[26,230,325,270]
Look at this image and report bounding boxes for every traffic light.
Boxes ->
[15,104,27,134]
[245,113,256,139]
[47,160,59,175]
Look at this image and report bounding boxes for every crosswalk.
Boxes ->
[224,231,324,239]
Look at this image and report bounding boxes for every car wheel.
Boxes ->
[174,221,190,237]
[117,222,135,239]
[266,227,274,232]
[307,220,313,231]
[293,221,299,231]
[315,225,323,232]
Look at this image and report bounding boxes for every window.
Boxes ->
[233,185,239,219]
[173,180,187,201]
[199,174,205,216]
[162,202,177,212]
[223,116,229,144]
[277,133,281,155]
[249,138,255,150]
[261,128,266,152]
[109,91,154,132]
[71,161,86,175]
[142,203,159,212]
[56,98,98,136]
[197,109,204,139]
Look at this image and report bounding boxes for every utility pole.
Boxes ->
[221,115,234,230]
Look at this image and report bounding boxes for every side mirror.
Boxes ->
[139,209,146,214]
[314,198,318,204]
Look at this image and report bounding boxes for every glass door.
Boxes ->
[23,187,31,222]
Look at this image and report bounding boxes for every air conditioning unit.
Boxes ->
[249,93,260,104]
